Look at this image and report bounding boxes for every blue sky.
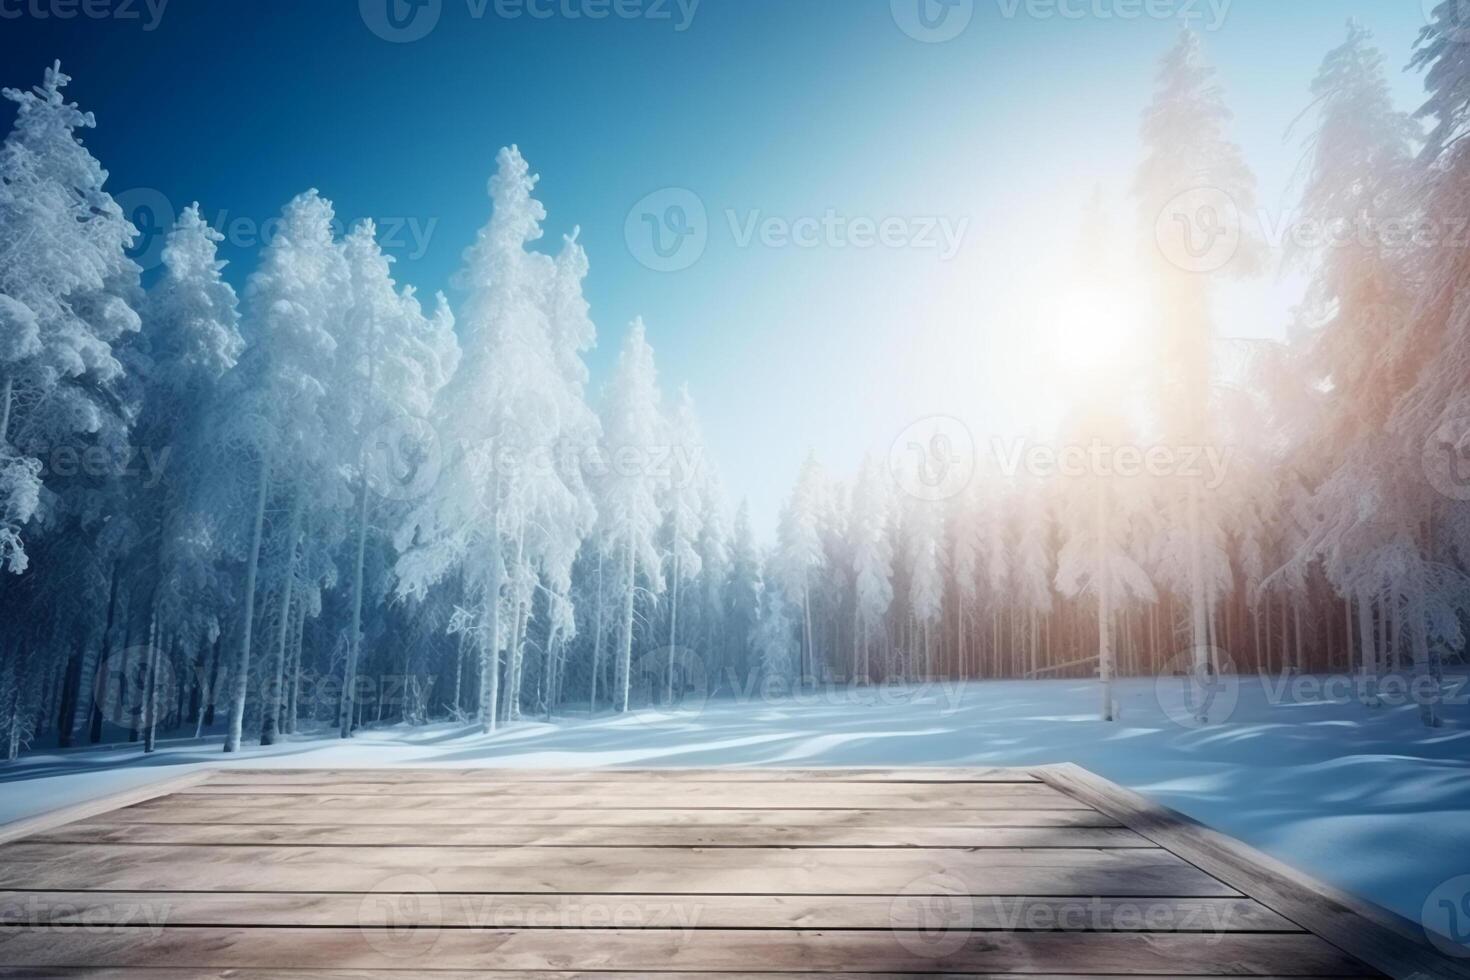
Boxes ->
[0,0,1436,537]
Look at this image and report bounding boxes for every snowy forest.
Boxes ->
[3,12,1470,762]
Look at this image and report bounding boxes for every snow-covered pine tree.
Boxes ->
[597,319,667,712]
[661,385,704,695]
[849,456,894,683]
[0,62,141,578]
[775,453,826,685]
[1135,30,1261,678]
[336,219,458,737]
[722,498,763,688]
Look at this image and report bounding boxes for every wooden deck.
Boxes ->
[0,764,1461,978]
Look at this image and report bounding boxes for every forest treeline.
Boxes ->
[2,11,1469,758]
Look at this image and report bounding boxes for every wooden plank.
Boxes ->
[1035,762,1469,980]
[0,971,1381,980]
[203,767,1041,783]
[0,892,1296,932]
[166,783,1091,808]
[0,927,1378,974]
[0,769,214,846]
[24,821,1154,848]
[0,843,1240,896]
[103,804,1123,828]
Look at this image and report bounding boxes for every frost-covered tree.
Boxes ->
[209,190,349,752]
[775,453,826,684]
[397,147,588,730]
[1136,30,1261,675]
[755,560,799,692]
[694,470,730,677]
[849,456,893,682]
[661,385,704,694]
[1054,408,1158,720]
[903,494,944,679]
[597,319,667,712]
[336,219,458,738]
[722,498,762,687]
[124,205,243,750]
[0,62,141,577]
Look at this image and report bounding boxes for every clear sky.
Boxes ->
[0,0,1436,537]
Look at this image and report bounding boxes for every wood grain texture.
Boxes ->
[0,891,1296,932]
[203,767,1042,783]
[0,972,1381,980]
[0,842,1239,896]
[0,766,1400,977]
[0,927,1378,975]
[102,804,1123,827]
[25,821,1154,848]
[171,783,1087,808]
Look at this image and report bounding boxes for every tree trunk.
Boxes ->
[225,454,270,753]
[590,551,605,714]
[340,465,374,738]
[262,495,304,746]
[617,540,636,713]
[143,609,160,753]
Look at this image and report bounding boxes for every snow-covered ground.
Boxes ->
[2,675,1466,929]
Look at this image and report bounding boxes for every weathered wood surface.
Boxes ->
[0,891,1294,931]
[23,821,1154,848]
[0,928,1378,974]
[0,764,1440,976]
